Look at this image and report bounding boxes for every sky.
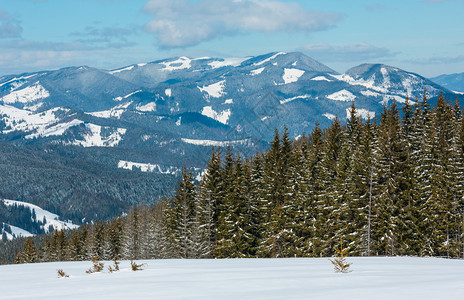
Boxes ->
[0,0,463,77]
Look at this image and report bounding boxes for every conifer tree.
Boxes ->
[196,148,222,258]
[166,168,197,258]
[21,237,38,263]
[122,208,140,259]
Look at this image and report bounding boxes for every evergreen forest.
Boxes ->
[5,92,464,264]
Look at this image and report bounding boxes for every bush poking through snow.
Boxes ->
[57,269,69,278]
[108,258,120,273]
[329,239,352,273]
[131,260,145,271]
[86,257,104,274]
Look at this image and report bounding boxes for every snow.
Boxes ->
[181,138,249,147]
[361,90,382,97]
[161,57,191,71]
[380,67,391,88]
[25,119,84,139]
[198,80,226,98]
[87,101,132,119]
[0,105,69,135]
[176,117,181,126]
[0,74,38,87]
[201,106,231,124]
[24,102,44,112]
[108,65,134,74]
[327,89,356,102]
[250,67,265,76]
[311,76,332,82]
[254,52,286,66]
[332,74,391,94]
[346,108,376,120]
[118,161,179,175]
[117,160,203,178]
[209,57,248,69]
[1,257,464,300]
[71,124,126,147]
[0,82,49,104]
[282,68,305,84]
[1,223,34,240]
[280,94,311,105]
[2,199,78,234]
[113,90,141,101]
[323,113,336,121]
[380,95,407,105]
[332,72,418,97]
[136,102,157,112]
[224,99,233,104]
[165,88,172,97]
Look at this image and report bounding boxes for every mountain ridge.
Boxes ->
[0,51,461,223]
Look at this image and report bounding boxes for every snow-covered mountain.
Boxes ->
[430,72,464,93]
[0,51,460,225]
[1,199,78,241]
[0,52,457,173]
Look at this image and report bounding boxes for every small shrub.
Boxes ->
[86,257,104,274]
[130,260,145,271]
[329,238,352,273]
[108,258,120,273]
[57,269,69,278]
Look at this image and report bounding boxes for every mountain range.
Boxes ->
[430,72,464,93]
[0,51,462,225]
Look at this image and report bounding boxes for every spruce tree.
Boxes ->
[196,148,222,258]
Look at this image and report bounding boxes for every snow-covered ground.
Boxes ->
[198,80,226,98]
[201,106,231,124]
[2,199,78,235]
[1,257,463,300]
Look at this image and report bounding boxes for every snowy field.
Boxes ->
[1,257,463,300]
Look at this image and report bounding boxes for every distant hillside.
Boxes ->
[0,143,178,223]
[0,51,460,224]
[430,72,464,93]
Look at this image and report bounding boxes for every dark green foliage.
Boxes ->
[6,95,464,262]
[0,143,178,223]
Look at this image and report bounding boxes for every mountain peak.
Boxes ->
[242,51,337,74]
[344,63,448,97]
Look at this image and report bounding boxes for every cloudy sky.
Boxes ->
[0,0,463,77]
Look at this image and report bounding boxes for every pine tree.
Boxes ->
[165,168,197,258]
[121,208,140,260]
[21,237,38,263]
[196,148,222,258]
[317,118,345,256]
[215,153,254,257]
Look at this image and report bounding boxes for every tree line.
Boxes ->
[7,91,464,263]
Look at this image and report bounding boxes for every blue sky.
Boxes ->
[0,0,463,77]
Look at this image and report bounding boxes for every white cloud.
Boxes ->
[0,40,116,75]
[142,0,341,48]
[0,8,22,39]
[365,3,386,11]
[70,25,138,49]
[299,43,396,62]
[404,55,464,65]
